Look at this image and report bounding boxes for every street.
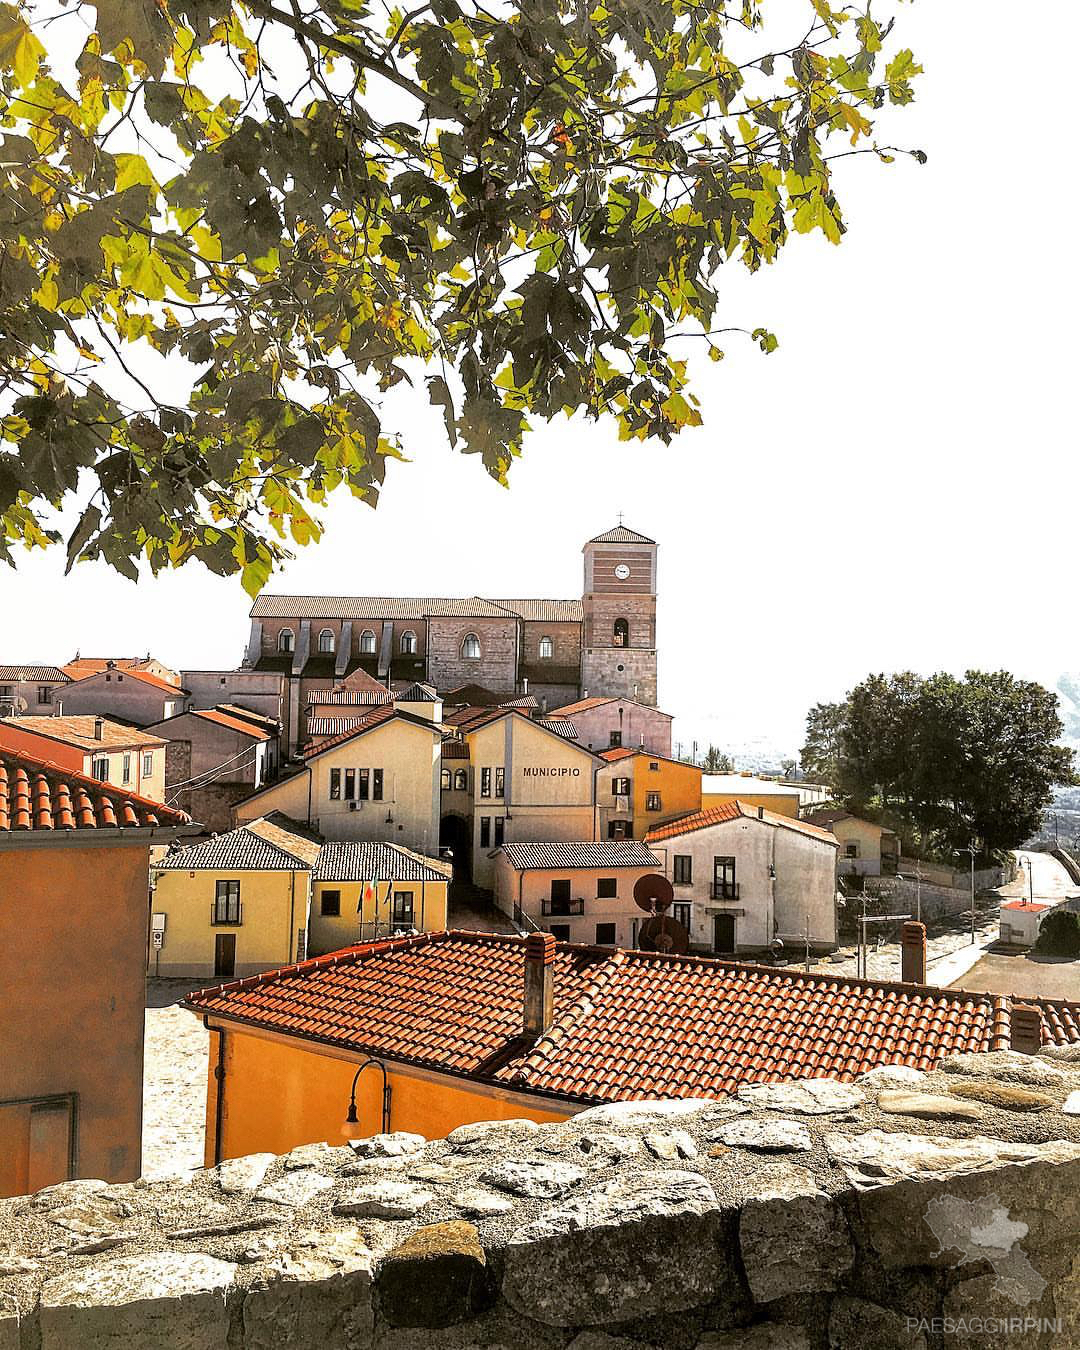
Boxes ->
[142,980,211,1180]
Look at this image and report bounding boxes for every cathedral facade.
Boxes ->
[245,524,659,716]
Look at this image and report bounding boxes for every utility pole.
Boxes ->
[967,838,978,944]
[804,911,811,973]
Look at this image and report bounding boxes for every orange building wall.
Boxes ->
[633,755,701,836]
[205,1023,576,1164]
[0,843,149,1196]
[0,721,84,772]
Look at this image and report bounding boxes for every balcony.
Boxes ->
[211,902,243,926]
[542,897,585,917]
[711,882,740,901]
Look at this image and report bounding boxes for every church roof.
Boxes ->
[586,525,655,545]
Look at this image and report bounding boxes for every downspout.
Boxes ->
[287,869,296,963]
[203,1020,226,1166]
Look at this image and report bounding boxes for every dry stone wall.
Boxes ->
[3,1049,1080,1349]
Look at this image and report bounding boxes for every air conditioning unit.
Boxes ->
[348,800,359,811]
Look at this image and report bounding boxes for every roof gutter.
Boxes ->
[0,822,199,852]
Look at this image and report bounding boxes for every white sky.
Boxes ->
[4,3,1078,760]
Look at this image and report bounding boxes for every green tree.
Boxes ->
[1034,908,1080,959]
[802,671,1077,856]
[0,0,923,591]
[702,745,734,773]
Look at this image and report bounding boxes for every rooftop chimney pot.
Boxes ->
[1010,1003,1043,1055]
[93,717,104,740]
[523,931,556,1039]
[758,805,764,819]
[900,921,927,984]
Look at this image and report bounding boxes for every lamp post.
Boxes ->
[341,1057,391,1140]
[1023,855,1035,908]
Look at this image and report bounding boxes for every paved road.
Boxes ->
[999,849,1080,903]
[947,951,1080,1001]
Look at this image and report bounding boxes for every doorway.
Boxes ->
[214,933,236,979]
[713,914,736,955]
[439,814,471,883]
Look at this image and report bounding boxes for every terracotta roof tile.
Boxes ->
[645,801,837,845]
[186,931,1080,1106]
[0,747,189,836]
[189,708,272,740]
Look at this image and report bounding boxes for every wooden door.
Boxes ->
[713,914,736,955]
[214,933,236,978]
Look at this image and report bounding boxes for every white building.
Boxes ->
[645,802,839,956]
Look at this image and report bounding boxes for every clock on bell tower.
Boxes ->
[580,524,658,706]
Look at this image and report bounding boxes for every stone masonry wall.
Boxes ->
[2,1049,1080,1349]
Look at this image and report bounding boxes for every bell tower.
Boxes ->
[580,522,658,706]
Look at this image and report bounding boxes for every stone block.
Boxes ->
[738,1165,853,1302]
[502,1170,733,1326]
[856,1066,926,1091]
[876,1091,983,1121]
[254,1170,336,1209]
[39,1251,235,1350]
[736,1080,864,1115]
[211,1153,276,1196]
[697,1325,810,1350]
[333,1181,435,1219]
[712,1119,812,1153]
[938,1051,1070,1088]
[572,1099,715,1128]
[480,1159,585,1199]
[826,1296,927,1349]
[243,1228,376,1350]
[445,1119,538,1155]
[376,1222,494,1328]
[350,1133,426,1159]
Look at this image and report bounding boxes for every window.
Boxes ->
[278,628,295,653]
[453,768,467,791]
[595,923,617,946]
[673,855,693,885]
[673,903,691,932]
[91,757,108,781]
[550,879,571,902]
[713,856,737,900]
[400,630,418,654]
[609,730,622,748]
[461,633,481,660]
[480,767,491,798]
[645,791,662,812]
[596,877,617,899]
[0,685,11,698]
[37,686,51,704]
[321,890,341,917]
[142,753,153,776]
[393,891,414,926]
[479,816,491,848]
[538,636,554,659]
[549,924,571,942]
[318,628,335,654]
[493,817,505,846]
[613,617,629,647]
[329,768,341,800]
[360,629,376,654]
[358,768,370,800]
[441,768,452,791]
[122,754,131,785]
[372,769,383,801]
[344,769,356,800]
[844,841,860,859]
[214,879,241,924]
[612,777,631,796]
[494,766,505,798]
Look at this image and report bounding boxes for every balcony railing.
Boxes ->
[711,882,740,901]
[542,897,585,917]
[211,902,243,926]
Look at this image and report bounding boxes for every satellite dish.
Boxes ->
[634,873,674,913]
[638,914,690,954]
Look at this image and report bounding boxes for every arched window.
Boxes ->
[538,636,554,660]
[441,768,452,791]
[461,633,481,660]
[613,618,629,647]
[278,628,295,653]
[401,630,418,654]
[454,768,467,791]
[318,628,335,654]
[359,629,376,654]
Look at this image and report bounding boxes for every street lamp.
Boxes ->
[1022,855,1035,908]
[340,1058,391,1140]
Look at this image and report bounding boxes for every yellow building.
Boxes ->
[596,747,702,840]
[701,772,801,819]
[234,703,444,856]
[151,814,449,979]
[448,710,601,890]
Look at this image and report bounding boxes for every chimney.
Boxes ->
[523,931,556,1039]
[93,717,104,740]
[522,677,529,694]
[758,805,764,820]
[900,921,926,984]
[1010,1003,1043,1055]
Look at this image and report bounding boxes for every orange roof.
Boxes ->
[599,746,636,762]
[1001,900,1054,913]
[185,930,1080,1105]
[301,705,442,758]
[0,747,189,835]
[645,801,837,845]
[66,665,185,695]
[549,696,616,716]
[189,708,272,740]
